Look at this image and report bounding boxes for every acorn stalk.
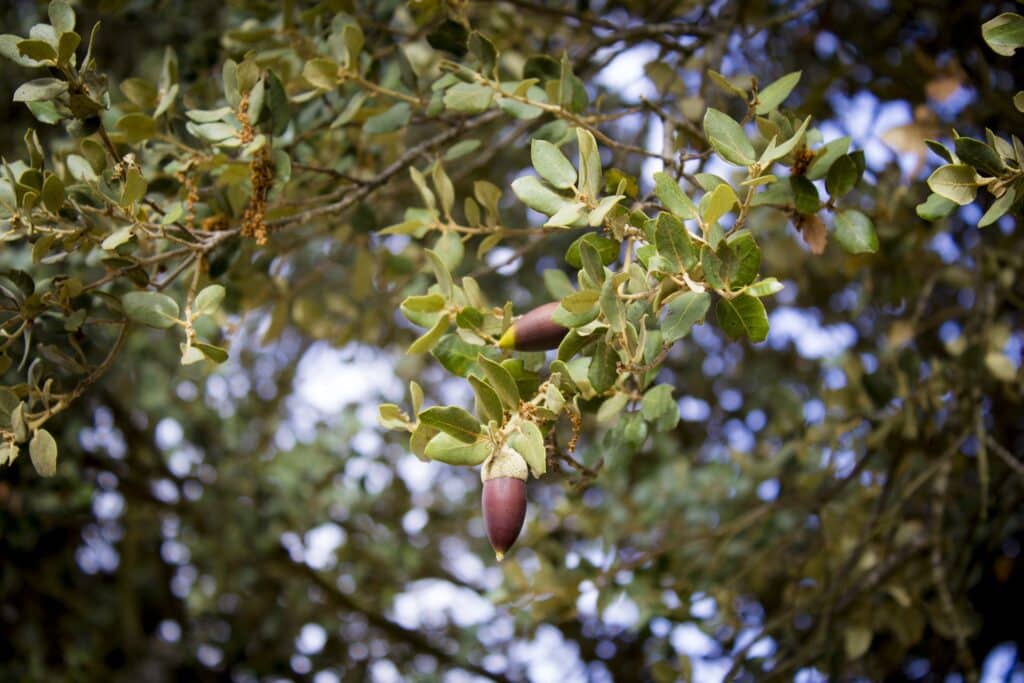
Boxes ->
[498,301,568,351]
[481,445,528,561]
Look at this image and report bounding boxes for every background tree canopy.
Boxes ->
[1,0,1023,681]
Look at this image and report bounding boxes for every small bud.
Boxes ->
[498,301,568,351]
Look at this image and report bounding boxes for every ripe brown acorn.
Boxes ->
[497,301,568,352]
[481,446,529,561]
[482,477,527,561]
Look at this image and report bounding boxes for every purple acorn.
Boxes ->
[482,477,527,561]
[497,301,568,352]
[480,446,529,561]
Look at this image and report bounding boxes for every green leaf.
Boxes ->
[701,247,726,290]
[120,168,147,207]
[66,154,97,182]
[985,351,1017,381]
[588,338,618,393]
[408,166,436,212]
[916,193,958,220]
[424,249,453,299]
[265,70,289,136]
[531,139,576,189]
[11,403,27,443]
[662,291,711,343]
[791,175,820,214]
[511,175,569,215]
[561,289,599,315]
[433,335,489,376]
[703,182,739,226]
[717,294,769,342]
[407,314,449,354]
[653,171,697,219]
[544,201,587,228]
[927,164,978,205]
[455,307,484,330]
[426,19,468,56]
[418,405,481,443]
[443,82,494,114]
[641,384,676,421]
[746,277,784,297]
[982,12,1024,56]
[468,375,504,423]
[339,22,364,69]
[510,419,546,477]
[600,275,624,332]
[409,423,437,461]
[724,231,761,288]
[703,108,755,166]
[41,174,64,213]
[926,139,954,163]
[194,342,228,364]
[17,39,57,63]
[499,96,543,120]
[364,102,411,135]
[12,78,67,102]
[49,0,76,34]
[577,128,602,199]
[807,136,852,179]
[29,428,58,477]
[755,71,801,114]
[1,34,44,67]
[402,294,445,318]
[468,31,497,76]
[378,403,411,431]
[954,137,1004,176]
[194,284,225,315]
[543,269,575,300]
[834,209,879,254]
[979,188,1016,228]
[565,233,618,268]
[425,432,490,466]
[654,212,697,272]
[120,77,157,109]
[303,58,339,90]
[844,626,872,660]
[444,139,481,161]
[554,289,600,327]
[100,226,133,251]
[432,164,455,217]
[122,290,180,328]
[524,54,560,80]
[825,154,858,198]
[707,69,747,98]
[588,194,624,226]
[579,241,604,285]
[596,391,628,425]
[478,354,520,409]
[116,113,157,144]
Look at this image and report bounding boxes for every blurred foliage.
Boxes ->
[1,0,1023,681]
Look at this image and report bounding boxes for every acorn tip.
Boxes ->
[497,327,516,350]
[495,550,505,562]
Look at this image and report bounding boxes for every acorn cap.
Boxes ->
[481,444,528,483]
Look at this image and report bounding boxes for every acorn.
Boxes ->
[497,301,568,351]
[481,445,528,561]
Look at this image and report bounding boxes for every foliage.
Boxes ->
[1,1,1023,681]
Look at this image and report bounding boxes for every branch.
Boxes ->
[282,557,513,683]
[265,110,503,230]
